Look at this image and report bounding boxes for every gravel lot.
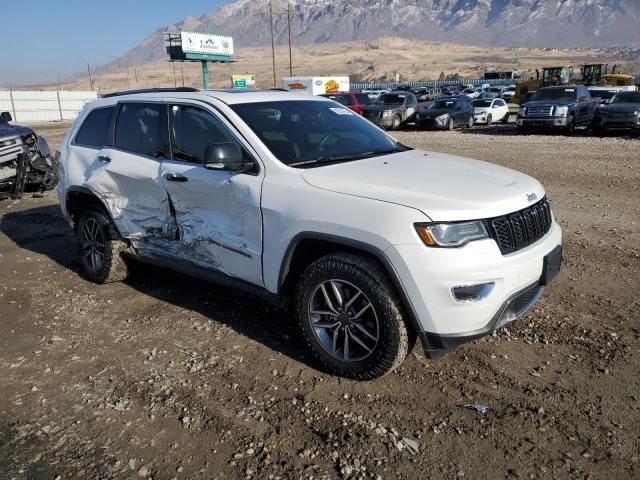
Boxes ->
[1,122,638,480]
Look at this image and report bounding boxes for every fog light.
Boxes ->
[452,282,495,302]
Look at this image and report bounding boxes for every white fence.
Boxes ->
[0,90,98,122]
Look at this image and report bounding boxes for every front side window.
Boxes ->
[231,100,405,167]
[75,106,115,148]
[114,103,169,158]
[355,94,371,105]
[169,105,243,163]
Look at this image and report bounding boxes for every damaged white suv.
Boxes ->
[57,88,562,380]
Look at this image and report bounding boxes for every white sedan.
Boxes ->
[472,98,510,124]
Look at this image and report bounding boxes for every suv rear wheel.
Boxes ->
[77,208,131,284]
[295,253,413,380]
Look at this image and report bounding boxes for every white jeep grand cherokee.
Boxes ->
[57,88,562,380]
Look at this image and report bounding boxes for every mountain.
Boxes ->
[98,0,640,73]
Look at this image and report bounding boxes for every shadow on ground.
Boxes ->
[0,205,314,370]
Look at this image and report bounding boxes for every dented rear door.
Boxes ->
[159,103,263,286]
[84,102,170,239]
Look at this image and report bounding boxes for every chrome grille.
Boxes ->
[487,198,553,254]
[526,105,554,117]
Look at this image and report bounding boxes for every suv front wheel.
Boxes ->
[77,208,132,284]
[295,253,413,379]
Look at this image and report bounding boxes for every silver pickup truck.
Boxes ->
[362,91,427,130]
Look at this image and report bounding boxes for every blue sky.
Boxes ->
[0,0,230,86]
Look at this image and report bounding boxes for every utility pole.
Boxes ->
[86,60,94,91]
[269,1,277,87]
[268,1,295,86]
[287,2,293,76]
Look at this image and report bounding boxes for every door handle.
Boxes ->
[97,155,111,163]
[165,172,188,182]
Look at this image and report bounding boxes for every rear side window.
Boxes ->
[114,103,169,158]
[75,106,115,148]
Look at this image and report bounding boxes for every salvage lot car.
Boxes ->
[362,91,421,130]
[592,91,640,135]
[57,88,562,379]
[472,98,510,124]
[417,95,474,130]
[319,92,371,115]
[516,85,597,135]
[0,111,58,199]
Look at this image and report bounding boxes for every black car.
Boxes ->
[0,111,58,199]
[416,96,474,130]
[593,91,640,134]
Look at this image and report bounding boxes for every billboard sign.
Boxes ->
[180,31,234,58]
[282,77,350,95]
[232,74,256,89]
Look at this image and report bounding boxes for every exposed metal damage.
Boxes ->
[0,112,58,199]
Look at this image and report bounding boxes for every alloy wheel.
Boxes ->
[308,279,380,362]
[80,217,106,272]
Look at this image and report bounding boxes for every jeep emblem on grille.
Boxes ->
[526,193,538,202]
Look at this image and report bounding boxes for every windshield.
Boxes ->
[590,90,616,101]
[430,99,455,109]
[472,100,492,107]
[373,93,405,105]
[529,88,577,101]
[231,100,406,167]
[609,92,640,104]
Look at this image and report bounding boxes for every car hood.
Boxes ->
[420,108,451,118]
[473,107,491,113]
[0,122,33,139]
[525,99,575,107]
[604,103,640,111]
[364,104,402,112]
[301,150,545,221]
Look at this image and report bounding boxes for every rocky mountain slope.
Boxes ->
[99,0,640,73]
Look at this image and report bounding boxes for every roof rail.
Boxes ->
[100,87,199,98]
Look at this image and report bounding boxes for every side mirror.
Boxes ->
[1,111,12,122]
[204,143,254,173]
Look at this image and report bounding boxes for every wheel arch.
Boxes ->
[65,186,117,232]
[277,232,422,336]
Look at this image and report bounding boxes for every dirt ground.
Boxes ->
[1,122,638,480]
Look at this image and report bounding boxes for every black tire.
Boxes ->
[502,112,510,124]
[391,115,401,131]
[295,253,414,380]
[447,117,455,131]
[467,115,474,128]
[486,114,493,125]
[516,125,529,135]
[564,116,575,136]
[76,208,132,284]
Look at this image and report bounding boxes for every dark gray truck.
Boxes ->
[0,112,58,199]
[516,85,597,135]
[362,91,428,130]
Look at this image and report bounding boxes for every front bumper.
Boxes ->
[363,113,394,128]
[597,116,640,130]
[517,117,569,128]
[386,220,563,358]
[418,117,448,129]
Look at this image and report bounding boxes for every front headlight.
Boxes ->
[415,221,489,248]
[436,113,449,121]
[382,111,392,117]
[555,106,568,117]
[518,106,526,115]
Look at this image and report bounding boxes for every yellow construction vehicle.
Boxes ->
[513,66,573,104]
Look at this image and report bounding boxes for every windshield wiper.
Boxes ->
[289,147,406,168]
